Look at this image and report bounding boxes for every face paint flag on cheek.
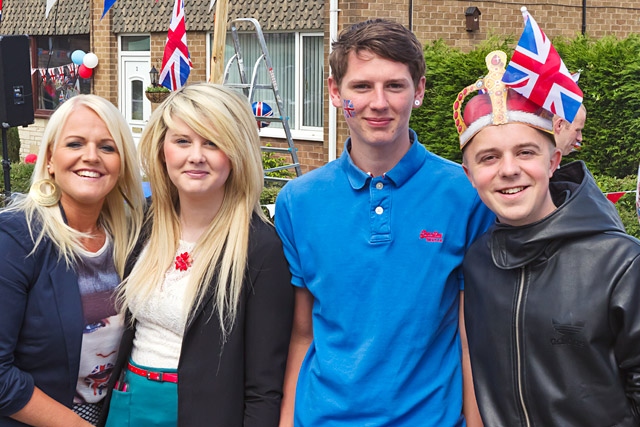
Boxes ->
[343,99,356,119]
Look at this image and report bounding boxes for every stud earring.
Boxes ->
[414,100,420,106]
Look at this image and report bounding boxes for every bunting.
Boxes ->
[102,0,117,18]
[45,0,57,18]
[33,63,80,103]
[606,191,632,204]
[103,0,161,18]
[32,63,78,80]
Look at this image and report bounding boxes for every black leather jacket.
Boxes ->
[464,161,640,426]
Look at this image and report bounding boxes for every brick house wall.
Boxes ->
[92,1,118,104]
[18,119,47,159]
[261,136,327,172]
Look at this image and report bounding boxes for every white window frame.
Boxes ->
[207,30,324,142]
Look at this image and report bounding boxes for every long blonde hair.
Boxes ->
[119,83,266,336]
[3,94,145,277]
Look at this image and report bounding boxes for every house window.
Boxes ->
[214,31,324,140]
[301,34,323,129]
[131,80,144,121]
[32,35,91,114]
[121,35,151,52]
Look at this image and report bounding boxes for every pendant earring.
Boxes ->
[29,179,61,207]
[414,100,421,106]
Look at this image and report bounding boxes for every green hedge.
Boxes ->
[554,34,640,177]
[6,128,21,163]
[411,36,515,165]
[594,174,639,239]
[0,162,34,206]
[412,34,640,179]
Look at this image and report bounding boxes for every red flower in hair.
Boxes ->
[175,252,192,271]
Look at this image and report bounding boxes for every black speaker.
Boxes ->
[0,35,34,128]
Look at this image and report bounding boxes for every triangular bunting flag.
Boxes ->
[102,0,117,19]
[45,0,57,18]
[606,192,627,204]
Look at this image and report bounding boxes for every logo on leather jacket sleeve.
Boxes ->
[550,318,586,348]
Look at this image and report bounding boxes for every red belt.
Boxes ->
[127,362,178,383]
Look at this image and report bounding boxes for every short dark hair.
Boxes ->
[329,19,426,88]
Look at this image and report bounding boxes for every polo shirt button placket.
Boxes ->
[370,177,391,242]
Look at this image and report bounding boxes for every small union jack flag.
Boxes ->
[343,99,355,119]
[159,0,193,91]
[502,7,583,123]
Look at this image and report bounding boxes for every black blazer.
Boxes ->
[99,215,294,427]
[0,210,85,427]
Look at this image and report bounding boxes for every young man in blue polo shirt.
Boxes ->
[275,19,493,426]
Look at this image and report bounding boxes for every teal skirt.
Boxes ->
[104,360,178,427]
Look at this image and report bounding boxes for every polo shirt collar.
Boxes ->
[341,129,426,190]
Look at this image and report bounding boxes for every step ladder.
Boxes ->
[223,18,302,181]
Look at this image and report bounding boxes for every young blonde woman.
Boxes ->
[101,83,294,427]
[0,95,145,426]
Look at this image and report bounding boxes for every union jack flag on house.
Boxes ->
[502,7,583,123]
[159,0,192,91]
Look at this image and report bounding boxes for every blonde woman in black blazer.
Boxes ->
[100,83,294,427]
[0,95,145,426]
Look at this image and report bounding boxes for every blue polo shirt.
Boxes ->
[275,130,493,426]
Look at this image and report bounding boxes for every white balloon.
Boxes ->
[83,52,99,69]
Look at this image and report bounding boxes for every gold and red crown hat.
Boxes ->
[453,51,554,150]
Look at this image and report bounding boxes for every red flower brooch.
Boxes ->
[175,252,192,271]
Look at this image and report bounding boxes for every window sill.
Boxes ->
[258,127,324,142]
[35,110,54,119]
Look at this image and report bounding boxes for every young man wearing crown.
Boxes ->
[458,51,640,426]
[275,19,493,427]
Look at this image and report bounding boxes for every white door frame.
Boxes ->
[118,35,152,146]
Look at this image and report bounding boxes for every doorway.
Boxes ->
[119,36,152,146]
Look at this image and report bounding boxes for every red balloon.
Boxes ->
[78,64,93,79]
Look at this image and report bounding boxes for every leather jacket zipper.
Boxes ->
[515,267,531,427]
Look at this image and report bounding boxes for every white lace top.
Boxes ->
[130,240,195,369]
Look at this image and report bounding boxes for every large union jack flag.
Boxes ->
[502,7,583,123]
[159,0,192,91]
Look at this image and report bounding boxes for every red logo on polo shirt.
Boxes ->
[420,230,443,243]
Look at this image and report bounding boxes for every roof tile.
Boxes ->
[0,0,323,36]
[2,0,89,35]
